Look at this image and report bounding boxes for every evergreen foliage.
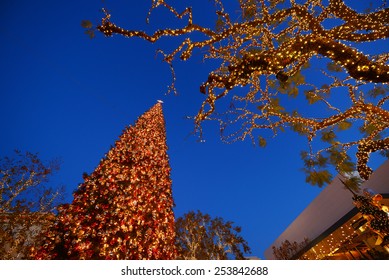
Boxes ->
[31,103,177,259]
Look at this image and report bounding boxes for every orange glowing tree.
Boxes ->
[92,0,389,187]
[32,102,176,259]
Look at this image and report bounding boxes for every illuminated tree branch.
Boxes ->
[96,0,389,184]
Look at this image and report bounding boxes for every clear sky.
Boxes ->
[1,0,387,259]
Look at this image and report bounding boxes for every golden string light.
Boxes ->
[32,103,176,259]
[97,0,389,181]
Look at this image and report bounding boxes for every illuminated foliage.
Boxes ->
[0,150,62,259]
[31,103,176,259]
[352,192,389,242]
[341,180,389,242]
[96,0,389,184]
[175,210,251,260]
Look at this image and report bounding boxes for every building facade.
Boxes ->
[265,160,389,260]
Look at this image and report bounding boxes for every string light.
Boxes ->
[97,0,389,181]
[353,193,389,237]
[32,103,176,259]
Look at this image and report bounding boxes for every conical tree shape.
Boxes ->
[32,103,176,259]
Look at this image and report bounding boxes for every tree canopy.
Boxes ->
[272,238,310,259]
[92,0,389,186]
[175,210,251,259]
[0,150,63,259]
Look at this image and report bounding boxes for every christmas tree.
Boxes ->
[31,102,176,259]
[352,192,389,242]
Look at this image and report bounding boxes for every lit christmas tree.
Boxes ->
[352,192,389,242]
[32,102,176,259]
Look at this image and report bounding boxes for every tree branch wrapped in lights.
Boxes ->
[97,0,389,185]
